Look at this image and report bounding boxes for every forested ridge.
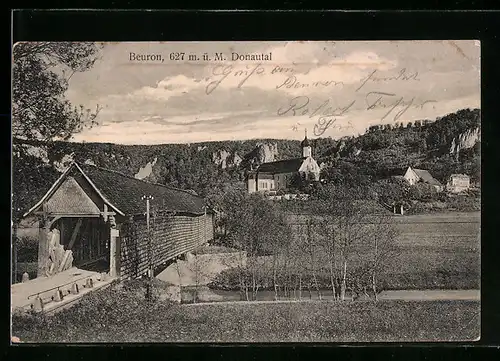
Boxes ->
[12,108,480,219]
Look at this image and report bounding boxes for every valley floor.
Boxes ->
[12,282,480,343]
[11,211,481,343]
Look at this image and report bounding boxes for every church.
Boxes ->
[247,131,321,194]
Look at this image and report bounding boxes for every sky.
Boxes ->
[61,41,480,145]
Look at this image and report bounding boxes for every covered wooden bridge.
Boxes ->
[22,162,214,280]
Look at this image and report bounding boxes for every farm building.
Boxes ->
[403,166,444,192]
[446,174,471,193]
[21,162,214,280]
[247,130,320,193]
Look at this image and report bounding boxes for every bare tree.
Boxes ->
[317,217,341,301]
[284,224,306,300]
[300,217,323,300]
[217,191,284,301]
[267,215,292,301]
[336,202,370,301]
[186,251,211,303]
[366,215,398,300]
[307,184,397,302]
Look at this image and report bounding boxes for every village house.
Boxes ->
[247,131,321,193]
[21,162,214,280]
[403,166,444,192]
[446,174,471,193]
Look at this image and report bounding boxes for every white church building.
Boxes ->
[247,131,321,193]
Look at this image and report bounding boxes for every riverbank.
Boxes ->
[204,211,480,292]
[180,286,480,304]
[12,280,480,343]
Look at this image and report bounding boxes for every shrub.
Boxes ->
[192,245,240,255]
[12,279,178,342]
[208,267,375,293]
[447,194,481,212]
[208,268,252,291]
[14,236,38,262]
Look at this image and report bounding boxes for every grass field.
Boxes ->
[211,211,480,291]
[11,280,480,343]
[12,212,480,343]
[384,212,480,289]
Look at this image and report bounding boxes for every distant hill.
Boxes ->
[317,108,480,183]
[12,108,480,220]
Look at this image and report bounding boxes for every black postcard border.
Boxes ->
[6,9,500,361]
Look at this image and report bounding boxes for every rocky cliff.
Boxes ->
[449,127,481,155]
[255,142,278,163]
[12,108,480,219]
[212,149,232,169]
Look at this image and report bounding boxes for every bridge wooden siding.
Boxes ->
[119,212,213,279]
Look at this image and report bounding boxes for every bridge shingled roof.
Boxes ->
[77,163,207,216]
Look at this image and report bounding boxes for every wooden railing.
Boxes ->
[26,273,99,301]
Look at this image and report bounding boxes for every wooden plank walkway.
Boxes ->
[11,267,114,313]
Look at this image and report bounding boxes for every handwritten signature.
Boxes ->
[365,91,437,121]
[277,96,356,136]
[277,92,436,136]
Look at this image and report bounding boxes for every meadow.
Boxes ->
[11,212,480,343]
[386,212,480,289]
[209,211,480,291]
[12,279,480,343]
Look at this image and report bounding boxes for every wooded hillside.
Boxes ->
[12,108,480,219]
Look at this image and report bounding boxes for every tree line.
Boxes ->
[206,185,398,302]
[12,42,480,221]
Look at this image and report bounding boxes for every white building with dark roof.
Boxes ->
[403,166,444,192]
[247,131,320,194]
[446,174,471,193]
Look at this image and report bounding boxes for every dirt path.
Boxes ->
[377,289,480,301]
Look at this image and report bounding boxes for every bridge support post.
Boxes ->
[109,228,119,277]
[37,220,50,278]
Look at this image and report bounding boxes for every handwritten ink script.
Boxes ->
[274,67,432,136]
[365,92,437,122]
[206,63,266,95]
[278,96,356,136]
[203,61,435,137]
[356,68,420,92]
[276,75,344,90]
[276,94,436,137]
[204,64,344,95]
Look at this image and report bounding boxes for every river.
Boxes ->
[180,286,480,304]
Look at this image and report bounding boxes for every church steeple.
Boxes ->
[301,129,312,157]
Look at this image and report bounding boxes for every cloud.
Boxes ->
[133,74,206,101]
[331,51,398,70]
[71,91,479,146]
[62,41,480,145]
[91,43,403,115]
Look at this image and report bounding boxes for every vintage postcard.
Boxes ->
[11,41,480,343]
